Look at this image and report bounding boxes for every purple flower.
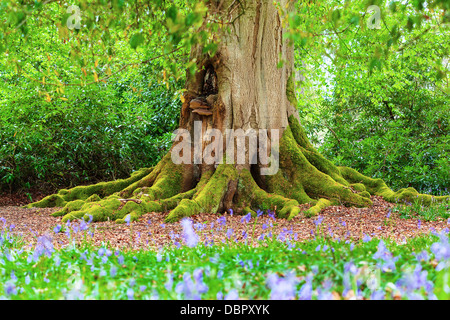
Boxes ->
[430,231,450,271]
[226,228,233,239]
[314,216,324,227]
[363,234,372,243]
[175,272,201,300]
[217,216,226,226]
[371,290,385,300]
[298,276,313,300]
[396,264,434,298]
[98,248,106,257]
[33,234,54,261]
[53,225,62,233]
[164,273,174,291]
[373,240,399,272]
[224,289,239,300]
[241,213,251,224]
[266,271,298,300]
[126,288,134,300]
[4,282,17,296]
[110,266,117,277]
[181,218,199,248]
[418,220,421,229]
[317,279,334,300]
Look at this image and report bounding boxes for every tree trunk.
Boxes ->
[27,0,449,223]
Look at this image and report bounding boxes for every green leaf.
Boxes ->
[129,33,145,50]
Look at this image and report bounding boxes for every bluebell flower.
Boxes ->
[175,272,201,300]
[224,289,239,300]
[33,234,54,261]
[226,228,233,239]
[314,216,324,227]
[241,213,251,224]
[110,265,117,277]
[53,225,62,233]
[164,273,174,291]
[126,288,134,300]
[181,218,199,247]
[317,279,334,300]
[298,276,313,300]
[266,271,298,300]
[430,231,450,271]
[98,248,106,257]
[217,216,226,226]
[371,290,385,300]
[373,240,399,272]
[216,291,223,300]
[4,282,17,296]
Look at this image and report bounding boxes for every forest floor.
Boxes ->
[0,191,449,251]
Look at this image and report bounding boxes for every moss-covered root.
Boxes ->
[237,169,301,220]
[339,166,450,205]
[304,199,332,218]
[49,155,187,223]
[165,165,238,223]
[281,125,373,209]
[26,167,154,209]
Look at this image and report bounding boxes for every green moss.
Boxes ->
[350,183,366,192]
[288,115,348,186]
[304,198,331,218]
[359,191,371,199]
[193,164,238,213]
[25,194,67,209]
[280,126,372,208]
[86,194,101,203]
[52,200,85,217]
[165,199,201,223]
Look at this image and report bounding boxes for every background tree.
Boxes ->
[1,0,448,223]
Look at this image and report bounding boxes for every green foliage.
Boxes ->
[0,77,182,192]
[392,197,450,221]
[293,0,450,196]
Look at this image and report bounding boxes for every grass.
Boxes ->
[1,215,450,300]
[393,197,450,222]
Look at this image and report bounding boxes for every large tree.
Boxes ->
[3,0,448,223]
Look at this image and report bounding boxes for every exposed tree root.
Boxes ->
[26,116,449,223]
